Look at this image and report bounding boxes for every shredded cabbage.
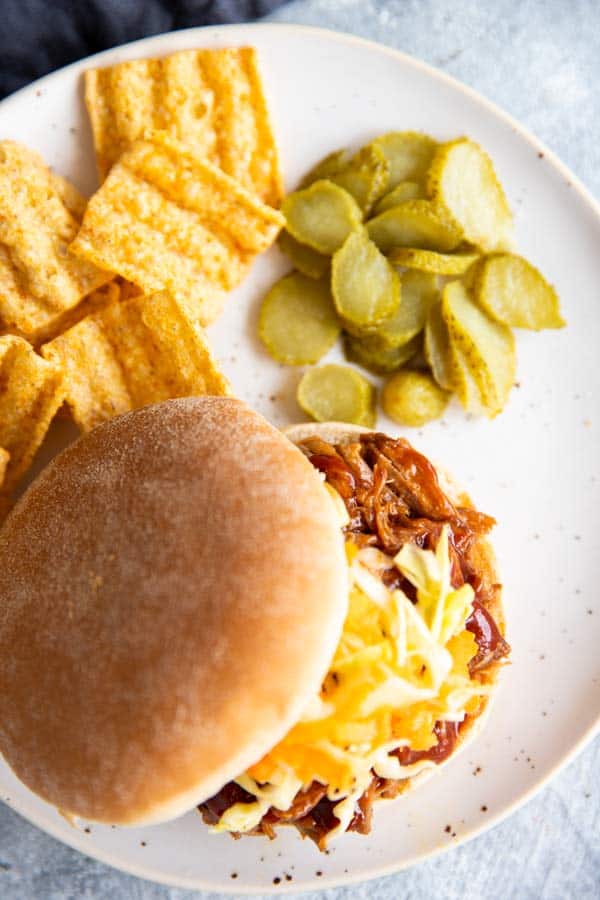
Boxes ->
[213,525,486,839]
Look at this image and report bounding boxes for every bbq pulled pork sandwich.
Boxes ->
[0,398,509,849]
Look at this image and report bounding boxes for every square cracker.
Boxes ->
[85,46,283,206]
[69,132,284,325]
[29,279,122,347]
[0,142,113,340]
[42,290,230,432]
[0,335,65,493]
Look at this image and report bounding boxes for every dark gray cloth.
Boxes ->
[0,0,288,99]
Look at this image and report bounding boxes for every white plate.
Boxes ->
[1,22,599,894]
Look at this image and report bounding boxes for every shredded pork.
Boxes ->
[199,434,510,848]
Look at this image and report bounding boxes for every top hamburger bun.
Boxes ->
[0,398,349,825]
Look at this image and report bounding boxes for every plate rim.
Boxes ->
[1,20,599,894]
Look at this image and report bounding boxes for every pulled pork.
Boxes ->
[199,434,510,848]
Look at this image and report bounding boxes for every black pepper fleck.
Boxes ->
[84,828,91,834]
[481,805,488,812]
[316,870,323,877]
[273,877,281,885]
[444,825,451,833]
[285,874,293,882]
[538,152,544,159]
[140,841,147,847]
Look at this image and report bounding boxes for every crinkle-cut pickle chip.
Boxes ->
[373,181,423,215]
[41,291,230,433]
[389,247,479,276]
[84,46,283,206]
[427,138,513,252]
[282,180,363,255]
[300,144,389,213]
[300,149,350,187]
[297,364,376,428]
[0,141,113,340]
[69,132,284,326]
[374,270,438,348]
[367,200,462,255]
[0,335,65,493]
[277,230,330,279]
[382,369,450,427]
[447,333,485,414]
[441,279,516,417]
[424,301,454,391]
[344,332,420,375]
[370,132,437,189]
[258,272,340,365]
[332,230,400,331]
[473,253,565,330]
[328,145,389,214]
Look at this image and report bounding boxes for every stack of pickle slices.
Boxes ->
[259,132,564,427]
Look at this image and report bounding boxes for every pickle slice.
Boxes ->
[374,270,438,348]
[473,253,565,330]
[427,138,513,252]
[300,149,351,187]
[282,180,363,255]
[447,335,485,414]
[344,333,420,375]
[382,369,450,427]
[332,230,400,331]
[373,181,423,215]
[441,279,516,417]
[297,364,376,427]
[424,301,454,390]
[258,272,340,365]
[300,145,389,214]
[389,247,479,275]
[329,145,390,214]
[371,132,437,188]
[367,200,462,254]
[277,230,330,279]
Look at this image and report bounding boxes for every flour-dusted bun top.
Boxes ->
[0,398,348,825]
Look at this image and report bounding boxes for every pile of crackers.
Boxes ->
[0,47,284,508]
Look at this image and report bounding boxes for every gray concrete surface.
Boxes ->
[1,1,599,897]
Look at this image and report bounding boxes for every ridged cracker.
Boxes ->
[0,142,112,340]
[0,335,65,492]
[85,46,283,206]
[42,291,231,432]
[69,133,284,325]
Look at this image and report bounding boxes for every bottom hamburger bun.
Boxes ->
[284,421,506,798]
[0,398,349,826]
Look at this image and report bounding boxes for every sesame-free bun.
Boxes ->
[0,399,348,826]
[285,421,506,792]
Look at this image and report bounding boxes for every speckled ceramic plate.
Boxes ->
[0,23,599,894]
